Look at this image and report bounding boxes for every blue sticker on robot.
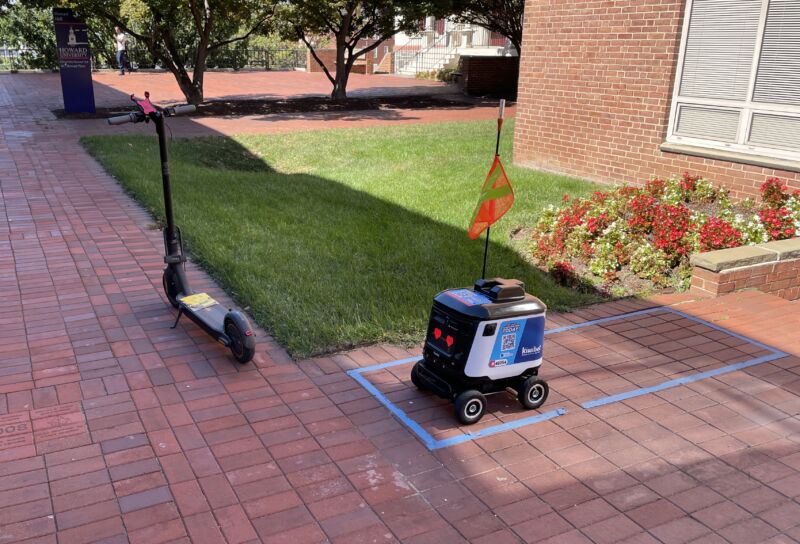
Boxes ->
[515,317,545,364]
[489,316,544,367]
[447,289,492,307]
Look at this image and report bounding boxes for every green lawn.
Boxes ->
[82,120,600,357]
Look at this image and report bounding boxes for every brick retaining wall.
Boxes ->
[690,239,800,300]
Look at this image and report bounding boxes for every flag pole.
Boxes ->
[482,99,506,279]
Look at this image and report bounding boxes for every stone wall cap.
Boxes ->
[690,246,777,272]
[756,238,800,261]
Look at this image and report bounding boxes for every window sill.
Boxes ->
[659,142,800,174]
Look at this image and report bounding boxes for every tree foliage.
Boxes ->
[448,0,523,54]
[0,3,114,69]
[279,1,433,100]
[31,0,276,104]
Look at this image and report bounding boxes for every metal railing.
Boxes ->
[0,44,306,72]
[394,33,458,76]
[124,46,306,71]
[1,44,28,71]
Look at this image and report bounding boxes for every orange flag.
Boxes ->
[468,156,514,239]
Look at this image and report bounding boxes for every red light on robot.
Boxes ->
[445,335,454,348]
[434,328,442,340]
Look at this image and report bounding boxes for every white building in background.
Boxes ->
[391,17,515,76]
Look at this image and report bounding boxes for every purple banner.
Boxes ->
[53,8,95,113]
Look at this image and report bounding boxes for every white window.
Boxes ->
[667,0,800,162]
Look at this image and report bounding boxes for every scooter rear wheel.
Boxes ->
[162,268,180,309]
[454,390,486,425]
[224,312,256,364]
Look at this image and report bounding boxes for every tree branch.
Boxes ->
[208,10,275,51]
[298,30,335,86]
[352,33,392,59]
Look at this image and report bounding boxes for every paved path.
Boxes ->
[16,71,510,138]
[1,73,800,544]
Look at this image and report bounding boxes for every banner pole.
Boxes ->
[481,99,506,280]
[482,226,490,279]
[495,98,505,156]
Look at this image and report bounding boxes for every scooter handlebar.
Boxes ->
[107,112,143,126]
[166,104,196,117]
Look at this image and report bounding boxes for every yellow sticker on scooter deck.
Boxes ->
[180,293,218,310]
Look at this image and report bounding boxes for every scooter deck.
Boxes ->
[178,293,227,335]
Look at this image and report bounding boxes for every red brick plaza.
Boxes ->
[2,72,800,544]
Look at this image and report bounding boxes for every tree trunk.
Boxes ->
[174,70,204,105]
[331,41,349,101]
[331,70,349,101]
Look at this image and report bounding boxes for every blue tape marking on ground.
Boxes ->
[430,407,567,450]
[348,359,567,450]
[582,352,787,409]
[544,307,661,336]
[347,367,437,450]
[660,307,788,357]
[348,356,420,375]
[349,306,789,450]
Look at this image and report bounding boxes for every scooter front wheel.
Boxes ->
[162,267,180,309]
[224,311,256,364]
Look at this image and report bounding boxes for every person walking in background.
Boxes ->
[114,26,127,75]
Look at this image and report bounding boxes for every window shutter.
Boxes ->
[675,106,741,142]
[748,113,800,151]
[753,0,800,105]
[679,0,761,101]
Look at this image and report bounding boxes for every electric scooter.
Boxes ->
[108,92,256,364]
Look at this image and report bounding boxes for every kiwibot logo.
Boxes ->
[521,345,542,357]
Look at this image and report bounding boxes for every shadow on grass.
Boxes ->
[81,132,600,358]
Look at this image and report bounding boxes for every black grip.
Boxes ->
[107,112,139,125]
[166,104,196,116]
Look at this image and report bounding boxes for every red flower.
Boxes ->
[699,217,742,252]
[627,194,658,233]
[551,261,577,286]
[645,178,667,197]
[680,172,701,194]
[759,206,796,241]
[653,204,692,261]
[760,177,789,208]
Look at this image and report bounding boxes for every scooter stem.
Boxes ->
[155,114,179,257]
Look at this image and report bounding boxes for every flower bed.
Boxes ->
[530,174,800,296]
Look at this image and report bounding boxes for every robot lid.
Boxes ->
[434,278,547,320]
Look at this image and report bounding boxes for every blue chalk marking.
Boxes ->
[579,306,788,410]
[347,360,566,450]
[348,356,420,375]
[582,352,787,409]
[347,365,437,450]
[349,306,788,450]
[544,307,661,335]
[430,407,567,450]
[660,306,788,357]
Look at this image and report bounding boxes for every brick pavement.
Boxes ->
[1,72,800,543]
[16,71,510,138]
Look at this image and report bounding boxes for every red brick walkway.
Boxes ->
[16,71,511,138]
[2,73,800,544]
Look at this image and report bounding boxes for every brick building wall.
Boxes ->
[306,39,393,75]
[457,56,519,98]
[307,49,373,74]
[513,0,800,200]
